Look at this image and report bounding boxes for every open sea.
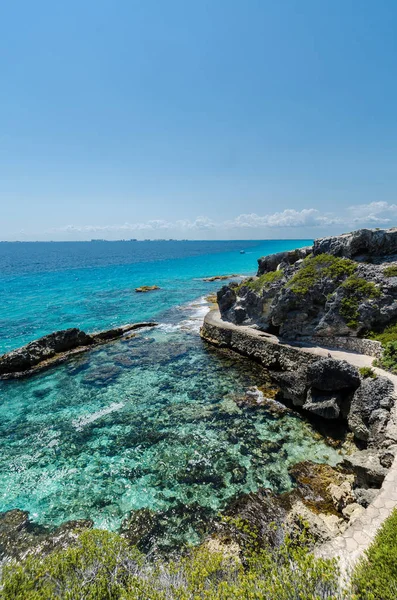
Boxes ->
[0,239,341,545]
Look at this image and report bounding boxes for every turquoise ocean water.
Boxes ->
[0,240,340,544]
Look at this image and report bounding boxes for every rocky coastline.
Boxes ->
[200,227,397,562]
[2,227,397,571]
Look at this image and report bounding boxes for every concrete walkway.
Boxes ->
[202,310,397,572]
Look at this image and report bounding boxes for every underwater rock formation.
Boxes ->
[135,285,160,292]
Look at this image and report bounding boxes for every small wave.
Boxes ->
[158,296,211,334]
[72,402,125,431]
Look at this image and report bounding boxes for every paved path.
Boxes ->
[203,310,397,573]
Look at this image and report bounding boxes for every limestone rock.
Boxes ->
[379,444,397,468]
[303,391,341,419]
[0,509,92,561]
[341,502,365,522]
[354,488,379,508]
[328,481,354,512]
[257,247,312,275]
[348,376,395,443]
[313,228,397,261]
[306,359,360,393]
[342,449,388,487]
[0,322,157,379]
[0,328,93,375]
[135,285,160,292]
[217,227,397,337]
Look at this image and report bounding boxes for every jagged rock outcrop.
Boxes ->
[313,227,397,261]
[0,322,157,379]
[257,246,312,276]
[0,329,92,375]
[342,449,388,487]
[348,376,395,444]
[218,227,397,338]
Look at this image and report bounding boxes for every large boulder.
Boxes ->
[303,391,342,419]
[342,449,388,487]
[348,376,395,443]
[313,228,397,261]
[306,359,360,393]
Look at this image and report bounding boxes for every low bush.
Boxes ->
[351,509,397,600]
[359,366,377,379]
[369,322,397,346]
[383,265,397,277]
[374,341,397,375]
[288,254,357,295]
[339,276,381,328]
[240,269,284,293]
[0,528,343,599]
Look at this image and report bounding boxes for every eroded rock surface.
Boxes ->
[218,227,397,338]
[0,322,157,379]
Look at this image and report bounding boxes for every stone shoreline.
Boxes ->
[200,308,397,570]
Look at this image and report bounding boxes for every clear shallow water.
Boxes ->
[0,239,340,543]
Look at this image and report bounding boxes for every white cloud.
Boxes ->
[347,201,397,225]
[225,209,339,229]
[50,202,397,239]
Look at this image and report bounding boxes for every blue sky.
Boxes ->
[1,0,397,240]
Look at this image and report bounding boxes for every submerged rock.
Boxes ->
[135,285,160,292]
[219,461,357,550]
[203,274,239,282]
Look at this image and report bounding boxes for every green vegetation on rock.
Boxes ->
[0,528,341,600]
[352,508,397,600]
[359,366,377,379]
[369,322,397,346]
[374,341,397,375]
[287,254,357,295]
[369,323,397,373]
[339,276,381,328]
[383,265,397,278]
[240,269,284,293]
[3,512,397,598]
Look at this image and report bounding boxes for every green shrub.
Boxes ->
[359,366,377,379]
[383,265,397,277]
[240,269,284,293]
[339,276,381,328]
[369,322,397,345]
[0,530,143,600]
[0,528,342,600]
[374,341,397,374]
[288,254,357,295]
[352,509,397,600]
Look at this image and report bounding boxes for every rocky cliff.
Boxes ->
[218,228,397,339]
